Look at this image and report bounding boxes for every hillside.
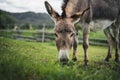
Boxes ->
[0,9,54,29]
[9,11,53,25]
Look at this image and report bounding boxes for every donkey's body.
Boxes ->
[45,0,120,65]
[63,0,120,65]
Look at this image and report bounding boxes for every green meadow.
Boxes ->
[0,37,120,80]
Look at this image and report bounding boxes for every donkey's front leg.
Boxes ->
[83,24,90,66]
[72,36,78,61]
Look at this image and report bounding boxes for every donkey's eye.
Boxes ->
[54,33,58,37]
[70,33,74,37]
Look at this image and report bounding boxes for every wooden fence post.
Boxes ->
[42,24,45,42]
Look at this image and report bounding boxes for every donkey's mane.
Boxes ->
[61,0,69,18]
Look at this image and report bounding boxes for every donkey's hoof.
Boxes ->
[109,55,112,58]
[83,63,88,68]
[115,58,119,62]
[105,58,109,62]
[72,57,77,62]
[84,60,88,66]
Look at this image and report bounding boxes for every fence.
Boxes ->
[0,29,108,46]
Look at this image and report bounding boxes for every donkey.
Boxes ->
[44,0,120,65]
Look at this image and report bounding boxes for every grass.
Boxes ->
[0,37,120,80]
[79,30,106,39]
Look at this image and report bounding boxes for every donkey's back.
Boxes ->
[91,0,119,20]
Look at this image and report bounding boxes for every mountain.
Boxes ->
[0,9,54,29]
[9,11,53,25]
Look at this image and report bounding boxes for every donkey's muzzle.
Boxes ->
[58,50,69,64]
[60,58,69,63]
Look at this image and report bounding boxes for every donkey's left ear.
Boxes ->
[44,1,60,21]
[70,7,90,23]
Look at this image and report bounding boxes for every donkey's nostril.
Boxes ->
[60,58,68,63]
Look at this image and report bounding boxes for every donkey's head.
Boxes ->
[44,1,89,63]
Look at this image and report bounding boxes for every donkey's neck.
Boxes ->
[65,0,89,17]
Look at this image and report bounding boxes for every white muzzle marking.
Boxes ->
[58,50,69,60]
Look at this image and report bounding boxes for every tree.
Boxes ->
[20,23,29,30]
[0,11,15,29]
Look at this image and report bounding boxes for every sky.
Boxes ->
[0,0,62,13]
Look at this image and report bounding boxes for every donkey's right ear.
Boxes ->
[44,1,60,21]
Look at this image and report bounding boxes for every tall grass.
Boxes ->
[0,37,120,80]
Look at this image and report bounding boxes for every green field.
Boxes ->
[0,37,120,80]
[0,29,106,39]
